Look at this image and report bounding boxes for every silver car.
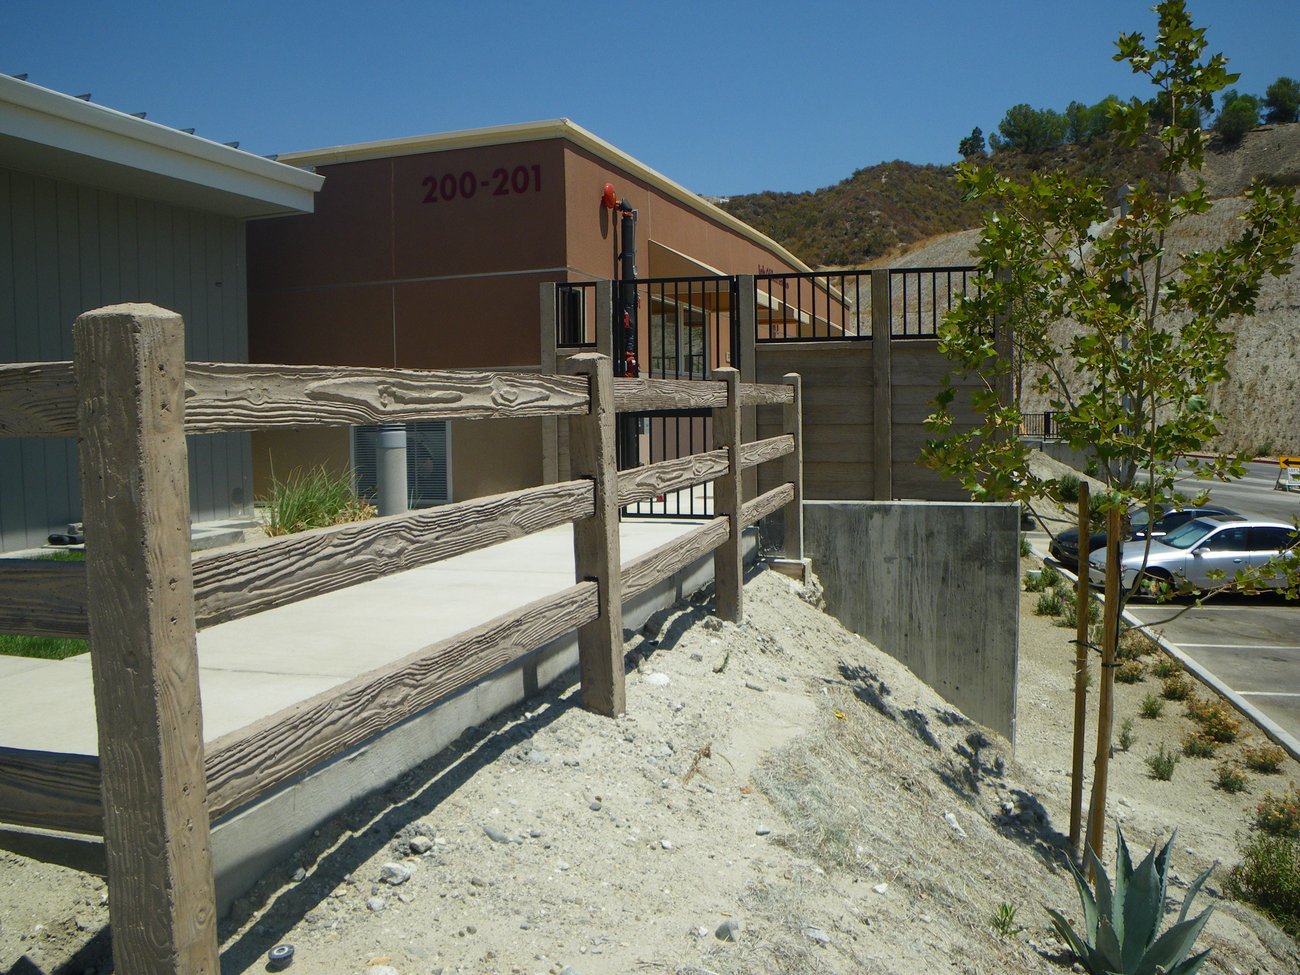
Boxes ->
[1088,515,1298,594]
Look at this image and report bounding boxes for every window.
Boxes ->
[1198,526,1248,552]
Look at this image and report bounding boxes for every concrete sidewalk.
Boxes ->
[0,518,708,756]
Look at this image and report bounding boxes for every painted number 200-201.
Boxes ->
[421,165,542,203]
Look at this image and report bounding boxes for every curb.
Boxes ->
[1029,542,1300,765]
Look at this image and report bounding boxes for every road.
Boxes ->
[1129,459,1300,746]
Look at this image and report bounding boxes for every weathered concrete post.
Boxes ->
[783,372,804,561]
[564,353,625,717]
[73,304,219,974]
[713,367,743,621]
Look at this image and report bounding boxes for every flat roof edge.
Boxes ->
[0,75,323,215]
[279,119,813,272]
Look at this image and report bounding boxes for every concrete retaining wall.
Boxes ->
[804,501,1019,742]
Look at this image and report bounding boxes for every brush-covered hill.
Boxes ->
[718,125,1300,269]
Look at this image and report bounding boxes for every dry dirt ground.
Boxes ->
[3,558,1298,975]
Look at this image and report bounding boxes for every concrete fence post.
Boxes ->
[783,372,804,561]
[564,353,625,717]
[73,303,219,975]
[713,367,743,621]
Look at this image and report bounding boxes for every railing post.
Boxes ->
[737,275,758,503]
[73,303,219,975]
[871,269,893,500]
[713,367,743,621]
[783,372,804,561]
[540,282,559,484]
[564,352,625,717]
[375,422,409,516]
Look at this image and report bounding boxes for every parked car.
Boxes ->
[1087,516,1298,594]
[1048,503,1239,570]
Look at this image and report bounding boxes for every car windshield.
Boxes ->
[1130,509,1151,529]
[1160,519,1216,550]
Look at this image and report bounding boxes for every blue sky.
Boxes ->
[4,1,1295,196]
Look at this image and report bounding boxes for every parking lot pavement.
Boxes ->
[1123,596,1300,742]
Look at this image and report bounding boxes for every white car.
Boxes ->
[1088,516,1298,594]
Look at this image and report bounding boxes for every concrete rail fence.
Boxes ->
[0,303,803,974]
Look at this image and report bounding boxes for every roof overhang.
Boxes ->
[278,119,813,272]
[0,75,323,219]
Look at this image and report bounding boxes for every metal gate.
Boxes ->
[622,275,737,518]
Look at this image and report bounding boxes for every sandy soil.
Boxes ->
[3,557,1297,975]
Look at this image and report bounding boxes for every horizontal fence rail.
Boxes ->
[0,300,804,973]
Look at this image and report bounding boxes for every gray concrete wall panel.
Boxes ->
[803,500,1019,741]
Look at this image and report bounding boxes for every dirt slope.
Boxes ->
[3,567,1295,975]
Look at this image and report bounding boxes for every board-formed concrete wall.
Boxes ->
[804,501,1019,742]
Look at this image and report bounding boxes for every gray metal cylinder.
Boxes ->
[375,423,408,516]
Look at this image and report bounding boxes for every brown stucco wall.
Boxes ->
[251,427,352,503]
[247,130,812,504]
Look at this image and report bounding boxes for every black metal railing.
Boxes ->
[1020,411,1060,439]
[887,266,978,338]
[755,270,869,341]
[555,281,600,348]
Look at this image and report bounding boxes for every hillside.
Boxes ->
[719,125,1300,269]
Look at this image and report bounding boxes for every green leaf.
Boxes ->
[1135,908,1215,975]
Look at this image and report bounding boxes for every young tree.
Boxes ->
[926,0,1298,556]
[1215,89,1261,143]
[924,0,1300,871]
[1264,75,1300,124]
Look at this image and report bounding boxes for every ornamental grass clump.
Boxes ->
[1047,827,1214,975]
[1147,744,1180,781]
[263,466,376,537]
[1139,693,1165,719]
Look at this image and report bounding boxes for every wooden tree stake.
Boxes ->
[564,353,625,717]
[73,304,219,974]
[1068,481,1091,854]
[1085,505,1123,868]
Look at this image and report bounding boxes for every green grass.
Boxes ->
[0,549,88,659]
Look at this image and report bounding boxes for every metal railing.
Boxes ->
[888,266,979,338]
[1021,411,1061,439]
[755,270,868,341]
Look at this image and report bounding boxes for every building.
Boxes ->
[0,74,322,551]
[247,119,813,506]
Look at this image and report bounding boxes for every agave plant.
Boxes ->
[1047,827,1214,975]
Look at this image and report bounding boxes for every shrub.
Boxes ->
[1186,698,1242,743]
[1035,591,1065,617]
[1214,89,1261,144]
[1024,570,1047,592]
[263,466,376,537]
[1039,564,1062,588]
[1057,473,1082,503]
[1264,75,1300,125]
[1019,535,1033,558]
[1118,627,1158,659]
[1227,833,1300,938]
[1152,656,1184,679]
[1216,761,1248,793]
[1182,733,1218,759]
[1147,744,1180,781]
[1048,827,1214,975]
[1243,743,1287,774]
[1058,592,1097,629]
[1116,659,1145,684]
[1161,674,1192,701]
[1118,717,1137,752]
[1139,694,1165,719]
[1256,788,1300,838]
